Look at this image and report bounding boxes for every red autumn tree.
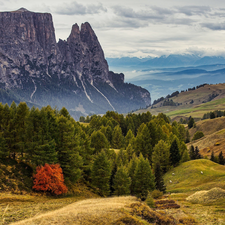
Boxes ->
[33,163,68,195]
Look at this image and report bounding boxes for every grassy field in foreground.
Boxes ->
[164,159,225,193]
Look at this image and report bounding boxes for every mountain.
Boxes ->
[0,8,151,119]
[107,55,225,69]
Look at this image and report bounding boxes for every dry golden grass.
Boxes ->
[10,196,138,225]
[187,117,225,157]
[186,187,225,204]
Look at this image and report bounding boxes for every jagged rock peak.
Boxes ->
[12,8,30,13]
[68,23,80,41]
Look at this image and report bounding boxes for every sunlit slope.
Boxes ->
[136,83,225,120]
[164,159,225,193]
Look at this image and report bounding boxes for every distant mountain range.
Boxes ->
[107,55,225,102]
[107,55,225,69]
[0,8,151,119]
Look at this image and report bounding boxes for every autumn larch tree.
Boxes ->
[33,163,68,195]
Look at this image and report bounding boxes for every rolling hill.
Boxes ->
[164,159,225,193]
[135,83,225,120]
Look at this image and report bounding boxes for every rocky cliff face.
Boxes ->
[0,8,151,118]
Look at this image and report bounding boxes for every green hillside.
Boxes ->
[135,83,225,120]
[164,159,225,193]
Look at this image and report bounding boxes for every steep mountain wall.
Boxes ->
[0,8,151,117]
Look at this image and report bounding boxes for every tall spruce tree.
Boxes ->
[169,138,181,167]
[133,154,155,200]
[189,145,195,160]
[152,140,170,173]
[128,153,138,195]
[113,166,131,196]
[154,162,166,193]
[210,151,215,162]
[112,125,124,149]
[56,115,83,183]
[91,151,111,196]
[125,129,134,148]
[218,151,225,165]
[90,130,109,154]
[134,124,152,162]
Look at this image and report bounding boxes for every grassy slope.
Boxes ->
[135,83,225,120]
[10,196,138,225]
[186,117,225,157]
[164,159,225,193]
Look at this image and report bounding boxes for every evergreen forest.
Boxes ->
[0,102,191,199]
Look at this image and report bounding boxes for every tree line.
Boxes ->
[0,102,191,199]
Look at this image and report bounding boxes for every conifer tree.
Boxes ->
[154,162,166,193]
[134,124,152,162]
[90,130,109,154]
[125,129,134,148]
[128,153,138,195]
[56,115,83,183]
[218,151,225,165]
[126,143,134,161]
[113,166,131,196]
[169,138,181,167]
[116,149,128,167]
[91,151,111,196]
[210,151,215,162]
[14,102,29,159]
[194,146,202,159]
[112,125,124,149]
[189,145,195,160]
[152,140,170,173]
[0,135,8,160]
[133,154,155,200]
[181,149,190,163]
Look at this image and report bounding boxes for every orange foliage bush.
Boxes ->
[33,163,68,195]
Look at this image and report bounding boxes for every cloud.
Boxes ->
[201,22,225,30]
[175,6,212,16]
[111,5,195,26]
[54,1,107,15]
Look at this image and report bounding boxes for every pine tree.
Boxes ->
[185,130,190,143]
[56,115,83,183]
[134,124,152,162]
[128,154,138,195]
[189,145,195,160]
[125,129,134,148]
[194,146,202,159]
[188,117,195,128]
[91,151,111,196]
[14,102,29,159]
[218,151,225,165]
[113,166,131,196]
[116,149,128,167]
[152,140,170,173]
[126,143,134,161]
[133,154,155,200]
[112,125,124,149]
[0,134,8,160]
[90,130,109,154]
[181,149,190,163]
[154,162,166,193]
[169,138,181,167]
[210,151,215,162]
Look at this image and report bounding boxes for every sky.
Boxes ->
[1,0,225,58]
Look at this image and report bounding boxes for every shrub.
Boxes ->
[192,131,204,141]
[33,164,68,195]
[151,189,163,199]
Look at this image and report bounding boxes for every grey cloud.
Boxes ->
[112,5,194,26]
[176,6,212,16]
[54,1,107,15]
[201,22,225,30]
